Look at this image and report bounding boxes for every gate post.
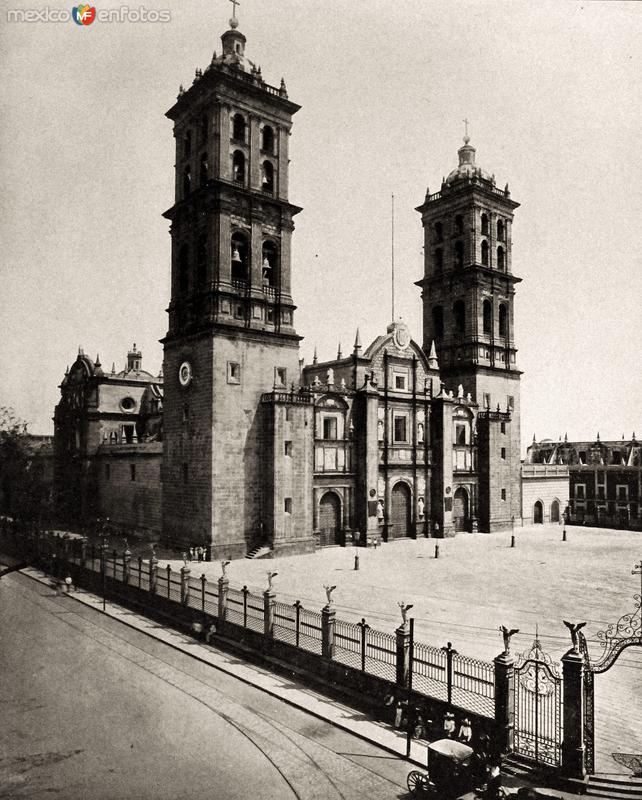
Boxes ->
[322,604,336,660]
[395,623,411,688]
[123,543,131,586]
[264,589,276,638]
[562,649,586,779]
[493,651,516,754]
[218,574,229,623]
[180,562,190,606]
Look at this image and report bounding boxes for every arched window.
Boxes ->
[196,234,207,287]
[453,300,465,334]
[455,215,464,235]
[497,246,505,271]
[481,213,489,235]
[232,113,246,142]
[497,219,505,241]
[481,239,489,266]
[182,165,191,197]
[434,248,443,272]
[184,130,192,158]
[232,150,245,184]
[434,221,443,243]
[498,303,508,337]
[261,125,274,153]
[454,240,464,269]
[230,232,249,282]
[432,305,444,339]
[483,299,492,334]
[199,152,208,186]
[178,244,189,293]
[262,240,278,287]
[261,161,274,194]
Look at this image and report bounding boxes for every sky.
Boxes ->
[0,0,640,453]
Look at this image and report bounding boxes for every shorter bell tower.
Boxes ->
[416,135,522,531]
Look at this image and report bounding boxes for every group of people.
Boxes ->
[188,546,207,562]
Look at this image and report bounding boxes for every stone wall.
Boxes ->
[521,464,568,525]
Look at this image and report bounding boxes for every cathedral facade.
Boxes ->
[53,15,524,557]
[158,16,522,558]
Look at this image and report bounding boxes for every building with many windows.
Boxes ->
[525,436,641,531]
[53,14,525,556]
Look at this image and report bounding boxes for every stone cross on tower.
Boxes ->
[229,0,240,19]
[463,117,470,140]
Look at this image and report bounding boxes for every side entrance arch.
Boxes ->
[318,491,342,546]
[533,500,544,524]
[452,487,469,532]
[550,499,560,523]
[390,482,411,538]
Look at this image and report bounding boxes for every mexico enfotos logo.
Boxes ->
[7,6,172,23]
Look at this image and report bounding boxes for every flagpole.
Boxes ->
[391,193,395,323]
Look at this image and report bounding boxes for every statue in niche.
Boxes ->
[377,419,384,441]
[377,499,385,522]
[327,368,334,386]
[418,497,425,518]
[417,422,424,443]
[457,384,464,399]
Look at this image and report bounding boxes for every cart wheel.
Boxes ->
[407,770,429,796]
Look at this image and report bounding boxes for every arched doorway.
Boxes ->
[550,499,560,523]
[390,482,411,538]
[318,492,341,546]
[533,501,543,524]
[452,487,469,532]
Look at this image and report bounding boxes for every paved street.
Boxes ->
[0,570,412,800]
[160,523,642,774]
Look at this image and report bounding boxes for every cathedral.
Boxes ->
[54,13,523,558]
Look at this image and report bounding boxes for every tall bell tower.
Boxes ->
[162,11,303,557]
[416,135,522,530]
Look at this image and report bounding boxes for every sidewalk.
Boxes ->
[18,564,430,767]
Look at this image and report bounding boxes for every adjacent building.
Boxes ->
[526,436,641,531]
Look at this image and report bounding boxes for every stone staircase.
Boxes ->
[584,775,642,799]
[502,755,642,799]
[245,545,272,560]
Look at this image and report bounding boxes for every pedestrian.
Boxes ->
[189,547,195,562]
[458,717,473,744]
[205,622,217,643]
[443,711,456,737]
[383,692,395,724]
[394,699,406,729]
[197,546,203,562]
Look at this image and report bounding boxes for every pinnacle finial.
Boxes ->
[313,346,318,366]
[111,362,116,374]
[337,342,342,360]
[95,353,101,367]
[353,327,362,351]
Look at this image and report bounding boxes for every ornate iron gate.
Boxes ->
[513,635,562,766]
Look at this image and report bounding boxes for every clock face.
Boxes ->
[178,361,193,387]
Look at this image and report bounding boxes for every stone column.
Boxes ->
[181,563,191,606]
[123,545,131,586]
[562,649,586,779]
[264,589,276,637]
[218,575,229,624]
[396,623,411,689]
[493,651,516,754]
[322,604,336,660]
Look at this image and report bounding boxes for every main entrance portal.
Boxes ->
[390,482,411,539]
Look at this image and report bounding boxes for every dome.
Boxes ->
[444,136,494,187]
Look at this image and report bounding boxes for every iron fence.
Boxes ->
[0,525,500,722]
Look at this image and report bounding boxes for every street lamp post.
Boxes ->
[100,517,110,613]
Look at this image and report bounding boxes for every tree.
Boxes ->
[0,407,52,523]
